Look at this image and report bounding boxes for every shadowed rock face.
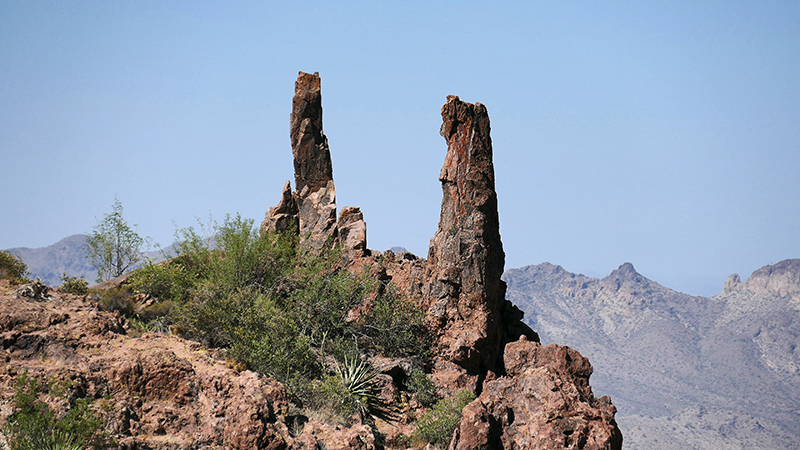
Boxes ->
[291,72,333,194]
[263,72,338,250]
[426,96,507,373]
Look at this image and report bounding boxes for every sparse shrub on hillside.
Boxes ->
[357,287,431,357]
[2,372,108,450]
[128,260,195,303]
[412,389,476,449]
[85,198,155,283]
[126,213,430,422]
[59,273,89,295]
[407,369,437,408]
[96,285,137,317]
[0,249,31,284]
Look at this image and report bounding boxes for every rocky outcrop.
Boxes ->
[737,259,800,297]
[425,96,510,374]
[263,180,299,233]
[262,71,338,250]
[337,206,367,254]
[449,337,622,450]
[0,288,293,450]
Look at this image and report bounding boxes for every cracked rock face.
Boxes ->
[425,95,508,374]
[263,72,338,250]
[449,338,623,450]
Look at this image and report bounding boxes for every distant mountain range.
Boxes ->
[505,260,800,449]
[5,234,168,286]
[6,234,97,286]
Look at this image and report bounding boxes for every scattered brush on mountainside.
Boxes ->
[2,371,109,450]
[121,213,431,422]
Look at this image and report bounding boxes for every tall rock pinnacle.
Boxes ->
[426,95,506,373]
[291,72,334,193]
[263,72,338,250]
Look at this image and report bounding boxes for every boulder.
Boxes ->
[449,338,623,450]
[338,206,367,254]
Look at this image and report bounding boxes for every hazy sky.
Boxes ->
[2,1,799,297]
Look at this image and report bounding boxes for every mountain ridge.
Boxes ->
[505,259,800,449]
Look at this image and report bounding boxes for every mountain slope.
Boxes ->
[505,260,800,449]
[6,234,97,286]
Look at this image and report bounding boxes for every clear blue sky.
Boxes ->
[2,1,799,296]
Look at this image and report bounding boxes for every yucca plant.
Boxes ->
[335,355,381,417]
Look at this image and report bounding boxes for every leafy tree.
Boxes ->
[85,198,153,283]
[0,250,30,284]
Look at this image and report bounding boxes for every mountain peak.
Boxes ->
[607,262,639,280]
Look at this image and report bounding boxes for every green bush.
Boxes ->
[2,372,107,450]
[0,250,30,284]
[128,261,194,303]
[96,285,136,317]
[127,213,431,417]
[407,369,437,407]
[59,273,89,295]
[357,287,431,357]
[412,389,476,449]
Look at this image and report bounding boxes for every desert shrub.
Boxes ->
[96,285,136,317]
[406,369,437,407]
[59,273,89,295]
[357,287,431,357]
[3,372,107,450]
[0,250,30,284]
[412,389,476,449]
[128,261,195,303]
[127,213,430,417]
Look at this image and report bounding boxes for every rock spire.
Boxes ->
[262,72,340,250]
[426,95,508,373]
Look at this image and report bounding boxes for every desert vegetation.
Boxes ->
[121,213,431,422]
[0,249,30,285]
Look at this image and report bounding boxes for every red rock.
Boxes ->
[449,338,623,450]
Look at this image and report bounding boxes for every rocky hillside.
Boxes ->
[0,72,621,449]
[505,260,800,449]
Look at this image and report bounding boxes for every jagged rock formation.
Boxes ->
[262,81,619,448]
[2,74,621,450]
[425,96,508,374]
[337,206,367,255]
[506,260,800,449]
[450,338,622,450]
[263,180,299,233]
[263,71,338,250]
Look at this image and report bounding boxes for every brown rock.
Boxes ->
[263,180,300,234]
[291,71,333,194]
[338,206,367,254]
[449,338,622,450]
[426,95,535,374]
[0,292,291,450]
[291,71,338,250]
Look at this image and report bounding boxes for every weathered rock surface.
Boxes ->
[0,287,293,450]
[449,338,622,450]
[263,180,299,233]
[263,71,338,250]
[425,96,518,374]
[337,206,367,254]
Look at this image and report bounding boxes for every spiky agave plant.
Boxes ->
[335,355,381,417]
